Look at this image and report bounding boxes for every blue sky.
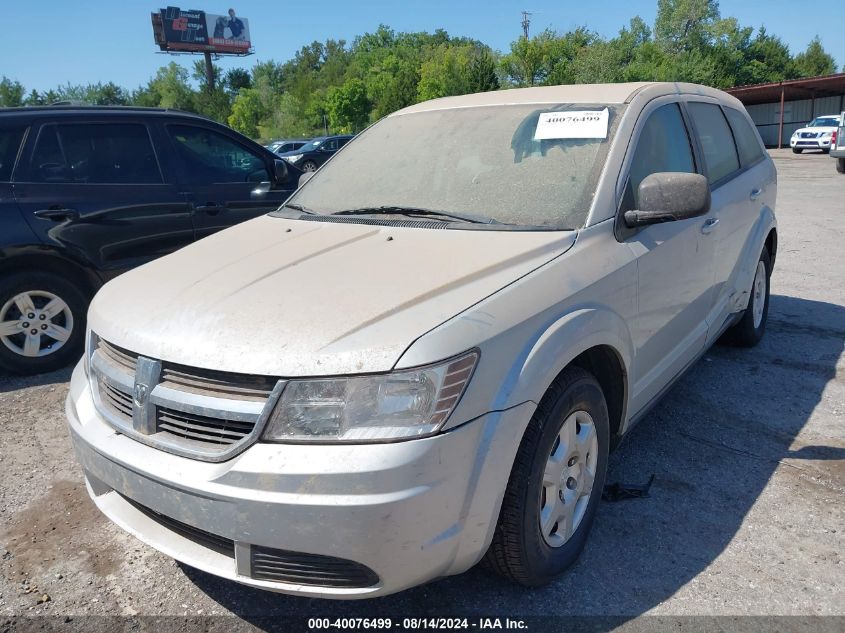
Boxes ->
[3,1,843,92]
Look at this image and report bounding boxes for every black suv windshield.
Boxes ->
[285,104,624,230]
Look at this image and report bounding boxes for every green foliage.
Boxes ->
[0,77,25,107]
[790,37,837,78]
[326,79,370,132]
[2,5,840,137]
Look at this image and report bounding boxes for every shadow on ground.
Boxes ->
[172,293,844,625]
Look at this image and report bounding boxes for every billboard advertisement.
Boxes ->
[152,7,251,54]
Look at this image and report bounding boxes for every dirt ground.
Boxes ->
[0,149,843,628]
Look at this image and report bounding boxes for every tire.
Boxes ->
[723,247,771,348]
[837,158,845,174]
[792,148,802,154]
[822,147,830,154]
[301,160,318,172]
[0,272,89,375]
[484,366,609,586]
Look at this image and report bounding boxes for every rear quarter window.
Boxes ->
[724,107,765,167]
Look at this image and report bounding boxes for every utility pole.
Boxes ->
[203,51,215,91]
[521,11,531,39]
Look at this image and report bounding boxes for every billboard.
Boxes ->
[152,7,251,54]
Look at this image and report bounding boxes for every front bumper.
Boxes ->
[65,361,532,598]
[790,137,832,149]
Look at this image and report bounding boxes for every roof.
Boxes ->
[393,82,738,115]
[726,73,845,106]
[0,105,208,119]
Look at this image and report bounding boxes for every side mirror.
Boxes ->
[272,159,289,186]
[298,171,315,188]
[624,172,711,228]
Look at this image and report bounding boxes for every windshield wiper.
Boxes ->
[333,206,500,224]
[283,202,316,214]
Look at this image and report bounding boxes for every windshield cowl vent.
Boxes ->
[292,214,448,229]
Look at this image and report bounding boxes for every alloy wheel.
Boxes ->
[0,290,74,358]
[752,260,766,329]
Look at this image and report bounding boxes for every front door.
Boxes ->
[163,123,294,241]
[13,121,194,279]
[621,102,718,414]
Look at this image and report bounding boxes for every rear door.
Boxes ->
[163,123,295,241]
[685,101,772,339]
[13,120,194,279]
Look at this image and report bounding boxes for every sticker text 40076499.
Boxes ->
[534,108,609,140]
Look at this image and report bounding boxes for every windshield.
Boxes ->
[298,139,325,152]
[285,103,624,229]
[809,117,839,127]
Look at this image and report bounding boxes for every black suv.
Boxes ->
[276,134,354,172]
[0,106,300,374]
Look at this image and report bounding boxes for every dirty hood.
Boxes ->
[89,216,575,376]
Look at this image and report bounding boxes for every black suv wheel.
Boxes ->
[0,272,88,374]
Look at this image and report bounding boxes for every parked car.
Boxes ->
[789,114,840,153]
[67,83,777,598]
[830,112,845,173]
[265,139,309,155]
[0,106,301,374]
[276,134,354,171]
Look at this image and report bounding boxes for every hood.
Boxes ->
[89,216,576,377]
[793,126,837,134]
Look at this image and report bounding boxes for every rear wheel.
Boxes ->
[836,158,845,174]
[723,247,771,348]
[484,366,609,586]
[792,147,803,154]
[0,272,88,374]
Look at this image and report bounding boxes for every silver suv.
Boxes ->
[66,82,777,598]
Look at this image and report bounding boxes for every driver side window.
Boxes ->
[167,125,269,184]
[624,103,696,209]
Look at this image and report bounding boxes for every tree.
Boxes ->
[654,0,720,54]
[466,50,500,93]
[228,88,268,137]
[790,37,837,77]
[224,68,252,94]
[326,79,370,132]
[0,77,25,107]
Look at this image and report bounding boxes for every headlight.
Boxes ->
[286,154,303,163]
[263,351,478,442]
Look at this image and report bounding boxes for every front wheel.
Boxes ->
[792,147,802,154]
[836,158,845,174]
[0,272,88,374]
[484,366,609,586]
[301,160,318,172]
[723,247,771,347]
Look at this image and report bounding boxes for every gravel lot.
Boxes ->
[1,149,843,628]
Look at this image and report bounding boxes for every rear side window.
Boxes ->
[687,102,740,184]
[29,123,162,184]
[0,126,26,182]
[724,107,765,167]
[626,103,696,208]
[166,125,269,184]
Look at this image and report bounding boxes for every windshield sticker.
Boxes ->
[534,109,609,140]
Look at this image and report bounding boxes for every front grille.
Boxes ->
[250,545,379,588]
[100,381,133,421]
[91,336,281,461]
[160,363,276,402]
[124,496,234,558]
[98,339,138,373]
[157,407,256,445]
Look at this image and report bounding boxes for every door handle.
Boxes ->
[749,188,763,201]
[701,218,720,235]
[34,207,79,222]
[194,203,224,216]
